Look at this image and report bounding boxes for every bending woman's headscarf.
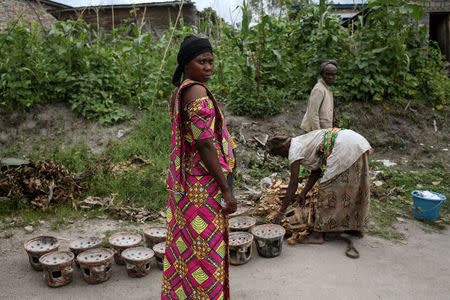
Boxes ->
[320,59,338,75]
[172,35,213,86]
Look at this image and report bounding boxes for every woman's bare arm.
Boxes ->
[182,85,236,214]
[273,160,301,224]
[298,169,321,202]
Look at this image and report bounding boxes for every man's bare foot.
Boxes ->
[300,231,325,244]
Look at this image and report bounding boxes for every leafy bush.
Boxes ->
[0,0,448,121]
[0,19,185,124]
[219,0,448,115]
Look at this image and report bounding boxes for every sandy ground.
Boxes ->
[0,218,449,300]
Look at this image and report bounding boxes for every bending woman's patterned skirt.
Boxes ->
[314,152,370,232]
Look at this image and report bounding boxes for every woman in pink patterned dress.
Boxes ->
[162,35,237,299]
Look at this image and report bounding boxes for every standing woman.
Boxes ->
[162,35,237,299]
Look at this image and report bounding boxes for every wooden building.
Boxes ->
[47,1,198,37]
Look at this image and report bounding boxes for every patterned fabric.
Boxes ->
[163,79,235,300]
[298,166,310,180]
[184,96,236,176]
[314,152,370,232]
[316,128,341,167]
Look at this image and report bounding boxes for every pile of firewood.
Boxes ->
[254,179,319,244]
[0,160,87,210]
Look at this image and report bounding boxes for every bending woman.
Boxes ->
[162,35,237,299]
[267,128,372,244]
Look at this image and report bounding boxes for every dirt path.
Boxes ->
[1,218,449,300]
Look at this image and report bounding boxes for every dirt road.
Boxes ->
[1,218,448,300]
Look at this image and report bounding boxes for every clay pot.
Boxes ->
[229,216,256,232]
[251,224,286,258]
[152,242,166,270]
[121,246,155,278]
[229,231,254,265]
[229,206,250,218]
[143,226,167,249]
[39,251,74,287]
[69,236,102,266]
[77,248,114,284]
[24,236,59,271]
[108,232,142,265]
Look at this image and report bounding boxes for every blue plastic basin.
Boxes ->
[411,190,446,221]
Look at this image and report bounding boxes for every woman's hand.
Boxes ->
[296,193,306,207]
[222,190,237,215]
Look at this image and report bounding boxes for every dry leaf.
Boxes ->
[373,180,384,187]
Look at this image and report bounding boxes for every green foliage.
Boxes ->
[0,19,183,124]
[219,0,448,115]
[1,0,448,120]
[335,0,449,104]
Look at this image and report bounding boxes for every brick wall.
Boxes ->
[0,0,57,30]
[421,0,450,34]
[424,0,450,13]
[422,0,450,59]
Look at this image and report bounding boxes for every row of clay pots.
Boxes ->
[23,225,168,287]
[24,207,286,287]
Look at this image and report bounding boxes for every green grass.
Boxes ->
[0,105,170,225]
[368,162,449,239]
[0,202,73,230]
[2,232,13,238]
[88,108,170,210]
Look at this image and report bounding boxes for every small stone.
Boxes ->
[260,177,272,189]
[38,220,45,225]
[99,234,106,239]
[416,184,424,189]
[443,148,448,152]
[396,217,405,222]
[118,220,123,223]
[432,181,441,185]
[24,226,34,233]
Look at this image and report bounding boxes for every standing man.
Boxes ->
[301,60,338,132]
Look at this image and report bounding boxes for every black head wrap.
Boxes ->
[320,59,338,75]
[172,35,213,86]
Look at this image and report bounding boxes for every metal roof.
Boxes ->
[50,0,191,8]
